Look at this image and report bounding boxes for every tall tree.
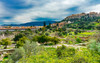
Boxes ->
[43,21,46,27]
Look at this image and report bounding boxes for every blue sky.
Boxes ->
[0,0,100,25]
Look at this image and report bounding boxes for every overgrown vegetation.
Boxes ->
[0,12,100,63]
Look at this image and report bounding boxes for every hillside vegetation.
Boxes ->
[62,12,100,29]
[0,12,100,63]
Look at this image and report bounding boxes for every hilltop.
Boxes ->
[62,12,100,22]
[61,12,100,29]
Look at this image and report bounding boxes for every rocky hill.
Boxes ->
[62,12,100,22]
[61,12,100,29]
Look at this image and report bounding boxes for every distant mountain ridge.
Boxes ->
[2,21,56,26]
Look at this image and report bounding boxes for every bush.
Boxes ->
[4,30,13,36]
[45,32,49,36]
[51,37,60,44]
[74,30,78,35]
[8,47,25,62]
[76,38,82,43]
[88,40,100,54]
[58,32,63,36]
[56,45,75,58]
[37,35,50,43]
[96,25,100,30]
[16,37,29,48]
[14,33,24,42]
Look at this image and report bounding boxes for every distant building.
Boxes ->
[0,26,42,31]
[51,22,67,28]
[68,21,72,24]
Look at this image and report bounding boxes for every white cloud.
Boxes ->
[80,4,100,12]
[2,0,89,24]
[0,2,9,17]
[3,0,100,24]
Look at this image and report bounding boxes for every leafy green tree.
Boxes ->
[8,41,44,63]
[8,47,25,63]
[14,33,24,42]
[1,38,12,49]
[43,21,46,27]
[37,35,50,43]
[16,37,29,48]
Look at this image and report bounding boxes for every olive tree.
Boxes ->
[1,38,12,49]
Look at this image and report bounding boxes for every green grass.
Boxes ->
[79,32,95,35]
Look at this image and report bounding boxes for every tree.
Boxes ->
[16,37,29,48]
[42,27,46,33]
[14,33,24,42]
[8,47,25,63]
[1,38,12,49]
[43,21,46,27]
[37,35,50,43]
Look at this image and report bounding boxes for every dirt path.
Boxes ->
[45,44,87,49]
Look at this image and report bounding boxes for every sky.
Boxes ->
[0,0,100,25]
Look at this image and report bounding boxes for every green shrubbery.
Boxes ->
[76,38,82,43]
[32,35,60,45]
[0,38,12,49]
[56,45,75,58]
[7,44,100,63]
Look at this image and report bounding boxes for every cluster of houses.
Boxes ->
[0,21,72,31]
[51,21,72,28]
[0,26,43,31]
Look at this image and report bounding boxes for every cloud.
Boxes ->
[1,0,88,24]
[79,4,100,12]
[0,2,9,17]
[0,0,100,24]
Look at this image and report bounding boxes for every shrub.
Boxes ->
[74,30,78,35]
[16,37,29,48]
[88,40,100,54]
[14,33,24,42]
[56,45,75,58]
[45,32,49,36]
[58,32,63,36]
[8,47,25,62]
[37,35,50,43]
[51,37,60,44]
[76,38,82,43]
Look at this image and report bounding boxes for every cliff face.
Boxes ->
[62,12,100,22]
